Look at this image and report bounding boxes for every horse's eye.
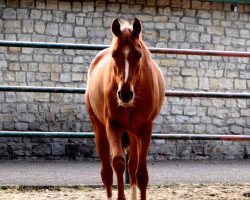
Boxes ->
[112,51,118,58]
[135,51,141,59]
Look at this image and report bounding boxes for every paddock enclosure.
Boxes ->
[0,0,250,162]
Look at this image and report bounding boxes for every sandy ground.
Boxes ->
[0,184,250,200]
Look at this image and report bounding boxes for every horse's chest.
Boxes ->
[108,106,149,131]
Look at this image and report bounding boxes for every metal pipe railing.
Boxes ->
[0,85,250,99]
[0,131,250,141]
[1,40,250,57]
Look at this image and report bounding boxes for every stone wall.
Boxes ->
[0,0,249,160]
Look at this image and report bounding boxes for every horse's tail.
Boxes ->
[122,131,130,152]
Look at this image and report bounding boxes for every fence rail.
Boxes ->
[0,131,250,141]
[0,85,250,99]
[2,40,250,57]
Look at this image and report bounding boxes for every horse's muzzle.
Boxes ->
[117,90,134,104]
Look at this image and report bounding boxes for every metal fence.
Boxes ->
[0,40,250,142]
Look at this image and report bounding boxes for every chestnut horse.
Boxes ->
[85,18,165,200]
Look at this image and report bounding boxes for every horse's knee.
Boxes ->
[112,156,125,175]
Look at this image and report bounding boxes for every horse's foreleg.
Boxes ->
[95,131,113,199]
[89,114,113,199]
[136,123,152,200]
[107,121,126,200]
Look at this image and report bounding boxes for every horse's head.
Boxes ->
[111,18,143,107]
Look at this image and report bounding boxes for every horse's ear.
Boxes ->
[111,18,121,37]
[133,18,141,38]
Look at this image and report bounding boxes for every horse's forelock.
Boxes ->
[111,20,150,57]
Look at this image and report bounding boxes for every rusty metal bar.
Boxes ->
[0,131,250,141]
[149,47,250,57]
[152,133,250,141]
[0,86,250,99]
[1,40,250,57]
[165,91,250,99]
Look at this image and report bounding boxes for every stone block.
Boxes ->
[207,27,224,36]
[181,124,194,133]
[19,54,32,62]
[42,11,52,21]
[46,0,58,9]
[187,32,199,42]
[181,68,196,76]
[58,1,71,11]
[184,77,198,89]
[60,73,71,82]
[15,122,28,130]
[45,23,58,35]
[17,9,29,19]
[217,108,228,119]
[241,109,250,117]
[36,0,45,9]
[4,20,21,33]
[59,24,73,37]
[20,0,34,8]
[225,28,239,38]
[219,78,233,90]
[6,0,17,7]
[22,20,34,33]
[213,11,225,19]
[3,8,16,19]
[82,2,95,12]
[199,77,209,90]
[8,144,32,156]
[182,0,190,8]
[66,13,76,23]
[74,27,87,37]
[172,76,183,88]
[72,73,84,82]
[51,64,62,73]
[51,143,65,155]
[39,63,51,72]
[170,30,185,42]
[52,10,66,23]
[30,9,41,19]
[15,72,26,82]
[194,125,206,134]
[32,144,51,156]
[240,29,250,38]
[72,1,81,11]
[20,113,36,123]
[183,107,196,116]
[234,79,247,90]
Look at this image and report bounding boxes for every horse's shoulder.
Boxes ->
[89,48,111,73]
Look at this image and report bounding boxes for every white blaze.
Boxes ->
[124,46,130,83]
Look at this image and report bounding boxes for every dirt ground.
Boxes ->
[0,184,250,200]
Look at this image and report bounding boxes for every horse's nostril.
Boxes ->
[118,91,122,99]
[130,91,134,99]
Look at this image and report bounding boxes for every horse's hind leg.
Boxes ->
[90,114,113,199]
